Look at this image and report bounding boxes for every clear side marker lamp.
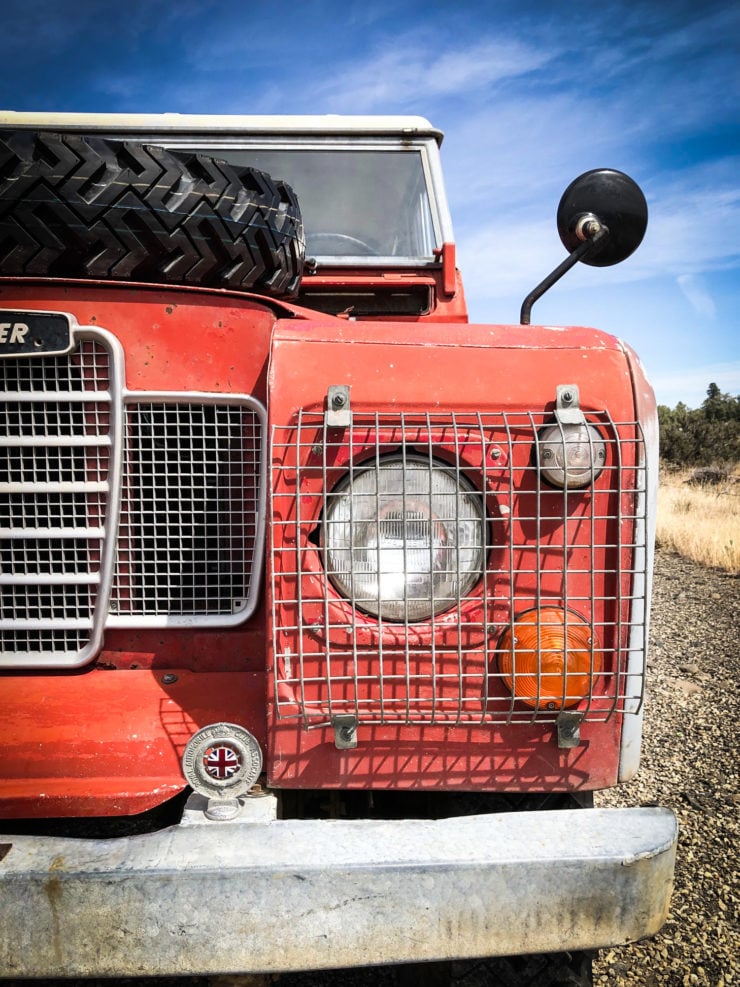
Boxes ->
[537,422,606,489]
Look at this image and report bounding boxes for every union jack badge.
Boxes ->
[182,723,263,798]
[204,744,242,780]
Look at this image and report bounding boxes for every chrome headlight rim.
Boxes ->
[321,451,487,623]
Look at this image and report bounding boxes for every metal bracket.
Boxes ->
[181,791,278,825]
[556,710,584,749]
[205,797,242,821]
[326,385,351,427]
[554,384,586,425]
[331,713,358,750]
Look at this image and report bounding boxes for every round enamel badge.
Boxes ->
[181,723,263,799]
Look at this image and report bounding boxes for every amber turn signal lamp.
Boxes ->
[497,607,601,709]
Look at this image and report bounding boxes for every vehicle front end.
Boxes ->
[0,113,675,981]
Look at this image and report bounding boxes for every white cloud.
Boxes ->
[620,159,740,281]
[309,36,554,112]
[676,275,717,320]
[457,217,561,312]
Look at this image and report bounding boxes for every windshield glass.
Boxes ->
[192,147,437,261]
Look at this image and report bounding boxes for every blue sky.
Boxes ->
[2,0,738,408]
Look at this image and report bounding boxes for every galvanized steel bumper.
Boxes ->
[0,803,677,978]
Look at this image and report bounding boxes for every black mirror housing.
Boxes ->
[557,168,648,267]
[520,169,648,324]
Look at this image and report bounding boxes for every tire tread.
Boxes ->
[0,130,304,295]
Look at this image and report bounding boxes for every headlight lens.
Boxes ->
[537,422,606,488]
[323,455,485,621]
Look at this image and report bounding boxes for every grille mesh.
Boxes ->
[110,402,263,619]
[271,410,648,728]
[1,330,265,668]
[0,338,112,661]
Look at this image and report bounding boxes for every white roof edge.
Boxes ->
[0,111,444,144]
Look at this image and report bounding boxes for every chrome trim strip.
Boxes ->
[619,407,659,779]
[0,326,123,670]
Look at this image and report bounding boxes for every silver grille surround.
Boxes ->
[271,409,649,728]
[109,393,266,628]
[1,326,123,668]
[1,324,266,669]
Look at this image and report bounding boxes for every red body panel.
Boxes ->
[0,671,263,817]
[0,282,278,816]
[267,320,640,793]
[0,280,277,396]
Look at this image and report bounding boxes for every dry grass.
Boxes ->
[656,468,740,574]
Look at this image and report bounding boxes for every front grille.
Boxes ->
[1,327,266,669]
[110,401,263,620]
[0,336,116,665]
[271,410,649,727]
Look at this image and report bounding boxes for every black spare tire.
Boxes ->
[0,130,304,295]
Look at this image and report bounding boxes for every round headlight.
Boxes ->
[537,422,606,488]
[322,455,485,621]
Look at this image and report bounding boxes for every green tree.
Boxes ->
[659,384,739,466]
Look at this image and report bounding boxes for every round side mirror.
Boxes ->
[557,169,648,267]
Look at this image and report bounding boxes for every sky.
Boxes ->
[1,0,738,409]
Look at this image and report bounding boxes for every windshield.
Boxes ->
[191,146,437,261]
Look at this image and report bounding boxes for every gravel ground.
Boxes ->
[593,549,740,986]
[3,550,737,986]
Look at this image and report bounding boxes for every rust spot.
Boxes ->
[45,872,62,902]
[44,855,66,965]
[49,855,65,873]
[0,843,12,863]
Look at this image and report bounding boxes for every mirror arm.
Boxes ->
[520,224,609,325]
